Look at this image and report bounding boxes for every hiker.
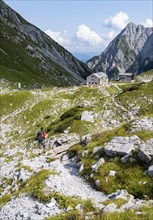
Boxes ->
[37,127,47,151]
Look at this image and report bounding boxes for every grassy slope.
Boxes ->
[67,77,153,200]
[116,80,153,117]
[0,20,83,88]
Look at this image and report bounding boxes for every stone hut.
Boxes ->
[86,72,108,86]
[118,73,134,82]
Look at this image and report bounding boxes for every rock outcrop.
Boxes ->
[104,136,140,156]
[138,139,153,163]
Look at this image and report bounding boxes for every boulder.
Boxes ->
[104,136,139,156]
[79,164,84,173]
[81,111,94,122]
[75,204,83,213]
[103,203,117,212]
[93,146,102,154]
[138,139,153,163]
[91,158,105,172]
[80,134,92,146]
[82,150,88,157]
[129,117,153,133]
[120,200,135,210]
[108,189,129,200]
[109,170,116,176]
[148,165,153,177]
[17,168,31,182]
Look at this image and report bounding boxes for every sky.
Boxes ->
[4,0,153,58]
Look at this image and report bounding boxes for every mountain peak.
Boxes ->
[125,22,137,29]
[87,21,153,78]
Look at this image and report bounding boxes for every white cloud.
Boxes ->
[105,12,129,29]
[76,24,103,46]
[45,29,70,46]
[142,18,153,27]
[107,30,117,40]
[44,27,104,54]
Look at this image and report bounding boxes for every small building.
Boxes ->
[86,72,108,86]
[118,73,134,82]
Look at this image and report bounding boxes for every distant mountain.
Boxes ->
[0,0,91,87]
[87,22,153,79]
[73,52,101,62]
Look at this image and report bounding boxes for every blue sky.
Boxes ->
[4,0,153,57]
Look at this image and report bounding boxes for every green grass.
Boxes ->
[59,86,104,103]
[80,151,153,199]
[135,69,153,79]
[47,106,92,135]
[45,200,94,220]
[106,85,121,95]
[131,130,153,141]
[102,198,127,208]
[0,169,51,207]
[45,206,153,220]
[68,124,153,200]
[0,65,51,89]
[91,206,153,220]
[93,159,153,198]
[68,123,131,159]
[0,194,11,207]
[116,80,153,117]
[0,91,32,117]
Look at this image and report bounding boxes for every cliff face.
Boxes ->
[0,0,91,87]
[128,32,153,73]
[87,22,153,79]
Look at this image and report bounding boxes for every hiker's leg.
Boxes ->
[39,141,44,150]
[38,141,42,149]
[41,141,46,153]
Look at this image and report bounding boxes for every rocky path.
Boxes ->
[22,151,108,207]
[0,150,107,220]
[46,156,107,208]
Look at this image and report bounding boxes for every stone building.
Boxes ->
[118,73,134,82]
[86,72,108,85]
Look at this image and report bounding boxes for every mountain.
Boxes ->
[0,0,91,87]
[73,52,100,62]
[128,32,153,73]
[87,22,153,79]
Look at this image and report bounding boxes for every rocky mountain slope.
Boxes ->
[87,22,153,79]
[0,0,91,87]
[0,70,153,219]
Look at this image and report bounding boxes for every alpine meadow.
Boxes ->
[0,1,153,220]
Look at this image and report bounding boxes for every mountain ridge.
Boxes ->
[87,22,153,79]
[0,0,91,87]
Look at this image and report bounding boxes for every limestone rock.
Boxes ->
[91,158,105,172]
[81,111,94,122]
[93,146,102,154]
[138,139,153,163]
[103,203,117,212]
[129,118,153,133]
[148,165,153,177]
[104,136,140,156]
[109,170,116,176]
